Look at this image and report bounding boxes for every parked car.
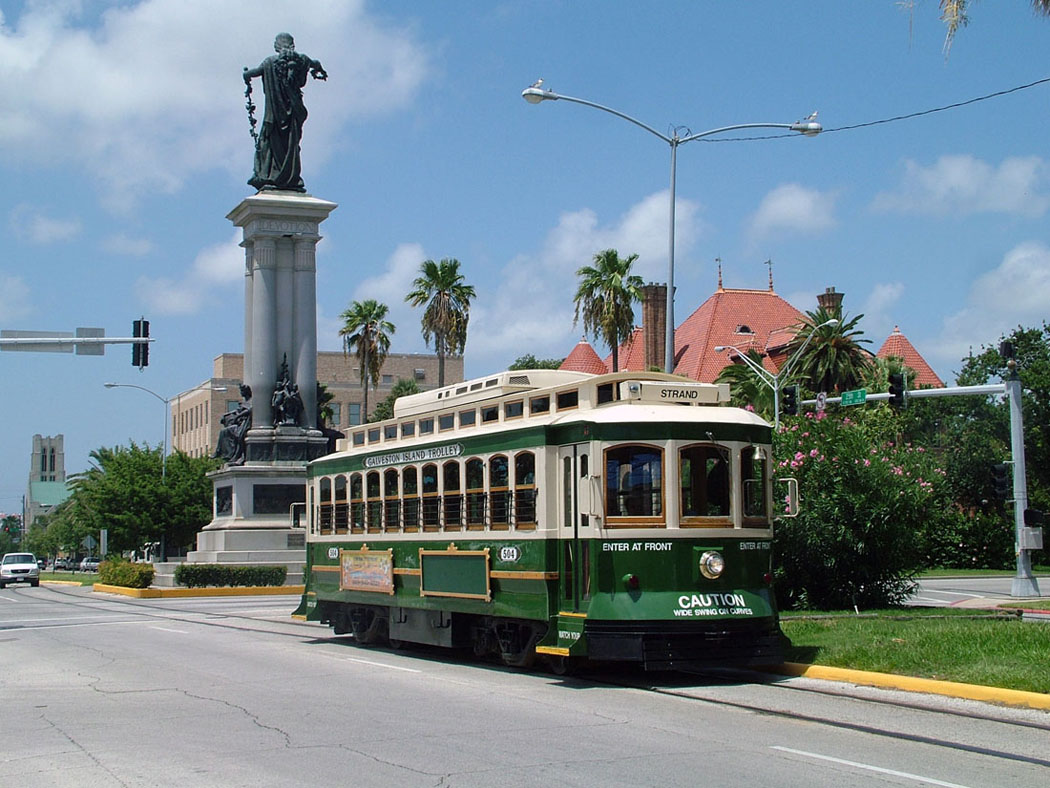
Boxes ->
[80,556,101,572]
[1,552,41,588]
[53,557,71,571]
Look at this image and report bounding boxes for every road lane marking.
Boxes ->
[150,626,188,634]
[315,651,422,673]
[772,746,971,788]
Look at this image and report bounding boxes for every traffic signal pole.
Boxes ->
[1005,365,1040,597]
[804,379,1042,598]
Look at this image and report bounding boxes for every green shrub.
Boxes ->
[773,410,955,610]
[99,558,155,589]
[173,564,287,588]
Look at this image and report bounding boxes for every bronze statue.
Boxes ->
[271,358,304,427]
[214,385,253,464]
[243,33,327,192]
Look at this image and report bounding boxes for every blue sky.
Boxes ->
[2,0,1049,510]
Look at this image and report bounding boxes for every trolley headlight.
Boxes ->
[698,550,725,580]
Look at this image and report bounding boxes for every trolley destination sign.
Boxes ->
[364,443,463,468]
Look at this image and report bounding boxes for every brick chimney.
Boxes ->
[640,283,667,372]
[817,286,843,314]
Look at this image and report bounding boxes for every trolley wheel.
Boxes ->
[349,607,387,645]
[545,655,576,676]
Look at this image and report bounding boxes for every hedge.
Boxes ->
[99,559,155,589]
[173,564,288,588]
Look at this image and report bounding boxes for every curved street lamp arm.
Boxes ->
[524,88,672,144]
[716,347,777,387]
[777,318,840,383]
[103,382,166,405]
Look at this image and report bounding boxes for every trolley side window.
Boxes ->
[514,451,537,530]
[679,444,731,525]
[466,458,486,530]
[384,468,401,532]
[605,445,664,526]
[489,455,510,530]
[319,476,333,534]
[334,474,349,534]
[443,460,462,530]
[350,473,364,533]
[366,471,382,532]
[403,466,420,532]
[422,463,440,531]
[741,446,770,522]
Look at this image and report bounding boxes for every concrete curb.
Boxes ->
[773,662,1050,711]
[41,580,85,586]
[91,583,305,599]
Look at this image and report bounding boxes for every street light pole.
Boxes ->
[522,84,821,373]
[715,318,838,429]
[103,382,169,479]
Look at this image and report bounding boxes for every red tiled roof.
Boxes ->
[877,326,945,388]
[673,289,805,382]
[603,327,646,372]
[560,338,609,375]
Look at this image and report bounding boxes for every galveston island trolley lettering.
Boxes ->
[299,369,785,671]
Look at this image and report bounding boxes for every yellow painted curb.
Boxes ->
[774,662,1050,711]
[41,580,86,586]
[92,583,305,599]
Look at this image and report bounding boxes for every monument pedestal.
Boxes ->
[165,191,336,587]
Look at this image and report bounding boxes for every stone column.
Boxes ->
[293,237,318,429]
[250,235,278,426]
[226,192,338,433]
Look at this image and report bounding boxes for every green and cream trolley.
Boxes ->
[298,369,785,671]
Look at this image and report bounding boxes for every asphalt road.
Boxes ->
[2,584,1048,787]
[907,574,1050,607]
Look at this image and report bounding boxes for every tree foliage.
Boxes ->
[368,378,421,423]
[924,0,1050,55]
[786,306,873,396]
[405,258,475,387]
[773,410,953,609]
[339,299,395,418]
[64,443,218,557]
[573,249,643,373]
[715,349,776,420]
[508,354,564,370]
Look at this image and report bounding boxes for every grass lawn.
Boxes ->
[780,609,1050,693]
[42,571,98,586]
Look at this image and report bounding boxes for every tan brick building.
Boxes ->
[170,352,462,458]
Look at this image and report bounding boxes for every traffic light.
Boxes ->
[132,318,149,368]
[888,372,905,409]
[991,462,1011,500]
[781,385,799,416]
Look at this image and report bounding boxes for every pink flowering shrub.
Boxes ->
[772,410,956,610]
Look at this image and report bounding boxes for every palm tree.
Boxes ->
[338,299,395,419]
[715,348,777,420]
[405,258,475,387]
[931,1,1050,54]
[573,249,644,373]
[786,305,873,395]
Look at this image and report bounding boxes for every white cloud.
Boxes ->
[928,241,1050,370]
[861,281,905,339]
[872,155,1049,217]
[102,233,154,256]
[0,274,32,321]
[0,0,430,202]
[747,183,836,241]
[9,204,81,243]
[134,231,242,315]
[466,191,702,371]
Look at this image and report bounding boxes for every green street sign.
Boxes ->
[841,388,867,406]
